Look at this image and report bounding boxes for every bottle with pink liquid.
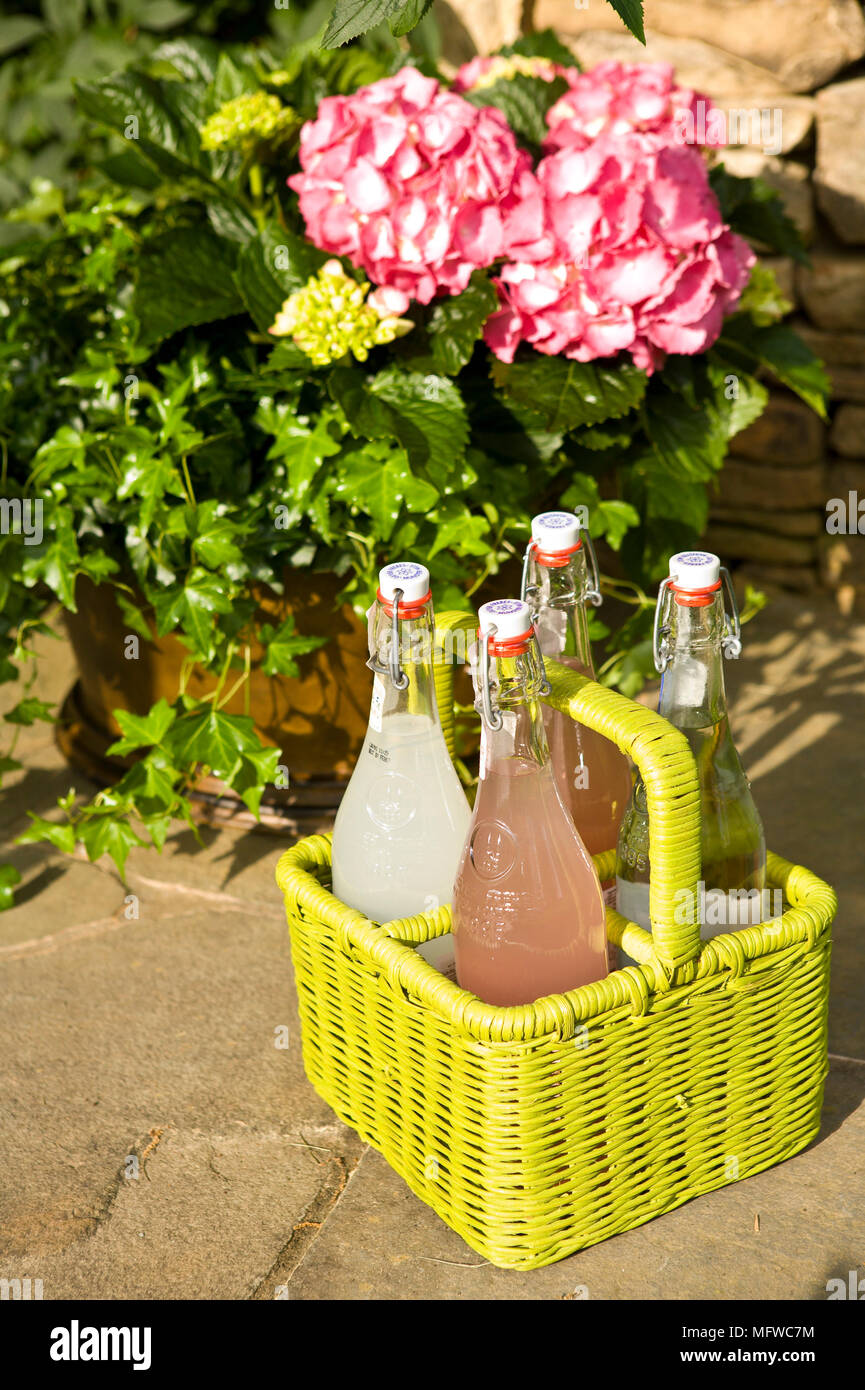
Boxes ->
[522,511,633,925]
[451,599,608,1007]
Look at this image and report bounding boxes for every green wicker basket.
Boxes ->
[275,610,835,1269]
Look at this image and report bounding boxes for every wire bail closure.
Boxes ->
[520,522,602,607]
[479,624,504,732]
[720,566,742,660]
[652,577,673,674]
[653,568,743,673]
[368,589,409,690]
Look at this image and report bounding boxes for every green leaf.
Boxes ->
[74,72,221,196]
[267,414,342,500]
[152,570,234,656]
[0,755,22,788]
[463,73,568,147]
[234,224,328,333]
[709,166,807,265]
[105,698,177,756]
[503,31,581,67]
[259,618,328,678]
[428,272,499,376]
[134,226,243,343]
[0,16,45,57]
[605,0,646,44]
[4,697,55,726]
[79,812,146,877]
[16,815,77,855]
[165,708,259,781]
[339,441,434,540]
[737,264,792,326]
[719,319,830,419]
[389,0,434,37]
[322,0,404,47]
[138,0,195,32]
[493,354,647,432]
[368,369,469,478]
[644,387,727,481]
[227,744,283,819]
[0,863,21,911]
[117,453,185,531]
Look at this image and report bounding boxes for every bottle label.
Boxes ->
[369,674,385,733]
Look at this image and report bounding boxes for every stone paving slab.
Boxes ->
[287,1059,865,1302]
[0,592,862,1298]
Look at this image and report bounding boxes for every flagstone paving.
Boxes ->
[1,592,862,1300]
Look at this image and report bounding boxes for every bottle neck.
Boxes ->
[369,601,438,722]
[526,548,595,677]
[658,591,728,728]
[477,644,550,772]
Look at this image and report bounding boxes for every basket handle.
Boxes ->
[433,609,703,971]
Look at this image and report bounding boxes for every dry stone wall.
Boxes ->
[441,0,865,612]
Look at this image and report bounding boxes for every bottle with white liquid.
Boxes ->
[331,561,471,976]
[616,551,767,955]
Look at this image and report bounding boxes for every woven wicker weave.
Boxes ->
[275,610,835,1269]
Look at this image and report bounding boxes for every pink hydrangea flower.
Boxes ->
[288,67,533,304]
[545,60,722,152]
[485,132,754,372]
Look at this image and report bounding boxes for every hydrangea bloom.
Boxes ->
[200,93,296,151]
[452,54,568,93]
[269,261,412,367]
[288,67,534,304]
[484,133,754,372]
[544,60,718,152]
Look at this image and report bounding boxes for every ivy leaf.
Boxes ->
[16,816,77,855]
[79,811,147,877]
[0,863,21,911]
[228,745,283,818]
[339,441,435,540]
[152,569,234,657]
[164,708,259,781]
[267,414,342,499]
[106,698,177,756]
[463,73,568,147]
[134,226,243,343]
[427,501,491,560]
[4,697,55,726]
[428,272,499,376]
[259,618,328,678]
[493,354,647,432]
[117,453,185,531]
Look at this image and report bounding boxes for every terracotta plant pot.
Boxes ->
[57,572,372,832]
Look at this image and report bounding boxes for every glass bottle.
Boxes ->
[523,510,633,918]
[452,598,608,1006]
[331,561,471,977]
[616,551,767,951]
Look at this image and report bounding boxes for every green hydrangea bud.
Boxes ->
[269,261,413,368]
[200,92,297,151]
[470,55,559,90]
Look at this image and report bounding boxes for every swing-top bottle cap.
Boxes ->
[478,599,533,642]
[378,561,430,605]
[669,550,720,592]
[531,510,582,555]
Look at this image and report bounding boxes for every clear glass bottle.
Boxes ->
[523,511,633,919]
[331,561,471,977]
[616,551,767,952]
[452,598,608,1006]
